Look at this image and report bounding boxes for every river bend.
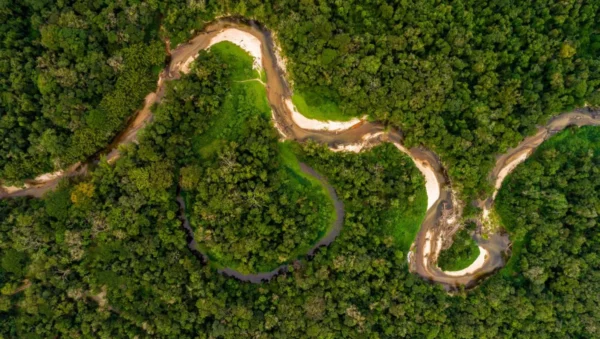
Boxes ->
[2,17,599,288]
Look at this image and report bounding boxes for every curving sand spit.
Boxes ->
[492,151,530,199]
[442,246,488,276]
[181,28,263,74]
[392,143,440,210]
[285,99,366,132]
[208,28,263,70]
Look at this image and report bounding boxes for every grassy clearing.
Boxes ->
[209,41,261,81]
[183,42,337,273]
[292,87,359,122]
[193,42,270,158]
[381,186,427,253]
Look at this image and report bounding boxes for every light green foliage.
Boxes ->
[291,86,357,122]
[210,41,261,81]
[301,142,427,253]
[194,42,271,158]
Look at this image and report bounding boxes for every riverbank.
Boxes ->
[2,16,599,289]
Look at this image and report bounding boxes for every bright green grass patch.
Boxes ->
[381,185,427,253]
[292,86,358,122]
[209,41,261,81]
[259,69,267,83]
[195,80,271,158]
[193,42,270,158]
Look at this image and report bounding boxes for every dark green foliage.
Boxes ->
[186,117,333,273]
[0,1,164,182]
[169,42,335,273]
[4,124,598,338]
[164,0,600,199]
[497,126,600,281]
[1,1,600,338]
[492,126,600,335]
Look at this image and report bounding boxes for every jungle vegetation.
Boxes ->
[1,119,598,338]
[291,87,353,122]
[165,0,600,199]
[1,1,600,338]
[178,42,336,273]
[437,221,480,271]
[0,0,164,183]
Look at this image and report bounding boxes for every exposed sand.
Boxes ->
[3,169,66,192]
[180,28,263,74]
[2,186,23,194]
[331,132,384,153]
[285,99,365,132]
[34,170,65,182]
[435,234,443,257]
[331,144,364,153]
[443,246,488,276]
[271,111,288,138]
[492,151,530,199]
[179,55,196,74]
[271,32,288,75]
[422,231,433,258]
[482,207,491,221]
[392,143,440,210]
[208,28,263,70]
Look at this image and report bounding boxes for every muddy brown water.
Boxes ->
[2,17,599,288]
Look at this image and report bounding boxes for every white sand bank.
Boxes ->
[208,29,263,69]
[442,246,488,276]
[180,28,264,74]
[492,151,530,199]
[392,143,440,210]
[285,99,364,131]
[330,132,384,153]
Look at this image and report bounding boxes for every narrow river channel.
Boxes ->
[2,16,599,289]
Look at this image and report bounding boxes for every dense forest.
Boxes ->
[165,0,600,198]
[3,0,599,198]
[0,0,164,183]
[1,0,600,338]
[174,42,336,273]
[1,117,599,337]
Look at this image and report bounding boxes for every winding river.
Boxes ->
[1,17,599,288]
